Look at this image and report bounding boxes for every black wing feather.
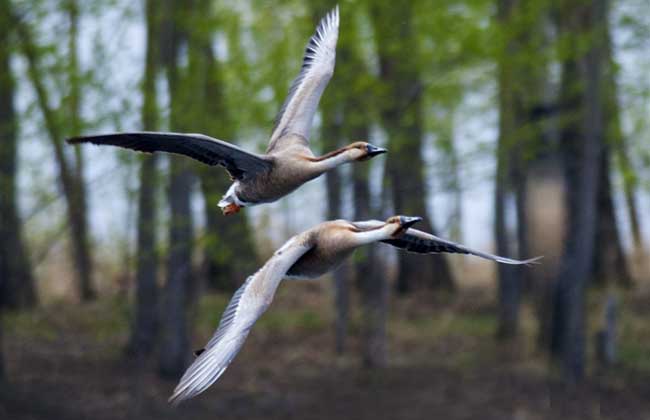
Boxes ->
[68,132,272,180]
[382,228,542,265]
[382,237,470,256]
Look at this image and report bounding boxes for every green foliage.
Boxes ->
[195,292,325,337]
[5,296,130,343]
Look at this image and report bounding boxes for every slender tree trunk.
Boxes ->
[442,112,463,243]
[15,12,95,302]
[589,19,634,287]
[326,163,350,355]
[600,20,644,256]
[620,152,643,253]
[67,0,83,182]
[370,1,454,294]
[0,1,36,309]
[198,34,257,293]
[352,124,387,367]
[551,0,606,381]
[159,155,193,377]
[494,0,519,339]
[66,0,94,301]
[337,6,385,363]
[495,181,519,338]
[323,117,349,354]
[306,0,351,355]
[495,0,551,339]
[592,147,631,286]
[0,310,4,381]
[158,0,193,378]
[126,0,160,358]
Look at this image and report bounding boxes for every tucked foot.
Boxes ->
[222,203,241,215]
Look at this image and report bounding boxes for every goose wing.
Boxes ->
[168,236,313,405]
[383,228,543,265]
[267,6,339,152]
[68,132,272,180]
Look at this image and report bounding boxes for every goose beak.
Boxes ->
[399,216,422,230]
[366,144,387,157]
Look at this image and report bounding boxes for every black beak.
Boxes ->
[366,144,388,157]
[399,216,422,230]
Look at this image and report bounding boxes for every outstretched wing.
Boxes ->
[267,6,339,152]
[168,236,313,405]
[67,132,272,180]
[382,228,542,265]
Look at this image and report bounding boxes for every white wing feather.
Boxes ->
[268,6,339,150]
[168,237,312,405]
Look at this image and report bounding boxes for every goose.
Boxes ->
[67,7,386,215]
[169,215,541,405]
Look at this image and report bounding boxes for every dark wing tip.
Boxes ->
[193,348,205,357]
[66,136,86,145]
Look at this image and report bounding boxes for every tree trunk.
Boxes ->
[322,116,349,354]
[159,155,193,378]
[495,0,552,339]
[15,10,96,302]
[439,111,463,243]
[307,0,352,355]
[158,0,193,378]
[370,1,454,294]
[590,19,633,287]
[495,0,518,339]
[0,1,36,309]
[352,124,387,368]
[198,34,257,293]
[65,0,94,301]
[69,0,94,302]
[620,150,643,253]
[592,147,631,287]
[126,0,160,358]
[494,0,526,339]
[600,19,644,256]
[0,310,4,381]
[551,0,606,382]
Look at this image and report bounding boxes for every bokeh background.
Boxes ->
[1,0,649,419]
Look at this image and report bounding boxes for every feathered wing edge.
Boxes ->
[268,6,339,150]
[67,132,273,180]
[382,228,543,266]
[168,236,313,405]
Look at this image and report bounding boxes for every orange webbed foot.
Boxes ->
[222,203,241,216]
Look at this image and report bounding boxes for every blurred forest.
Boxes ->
[1,0,649,419]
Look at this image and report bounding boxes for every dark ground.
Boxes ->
[2,281,649,420]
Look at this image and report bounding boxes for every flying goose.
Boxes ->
[67,7,386,215]
[169,216,541,405]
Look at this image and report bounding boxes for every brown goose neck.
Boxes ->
[307,145,351,162]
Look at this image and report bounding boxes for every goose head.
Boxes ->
[347,142,388,161]
[385,215,423,237]
[349,215,423,245]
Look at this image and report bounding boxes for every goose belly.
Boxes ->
[238,167,318,204]
[286,247,353,280]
